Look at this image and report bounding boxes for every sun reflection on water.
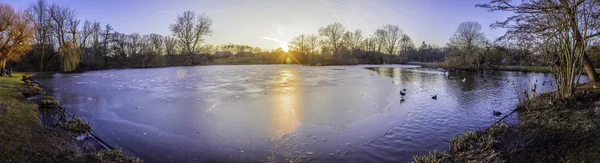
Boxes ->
[268,68,302,140]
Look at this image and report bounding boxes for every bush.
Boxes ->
[40,96,60,108]
[62,118,92,134]
[22,83,44,97]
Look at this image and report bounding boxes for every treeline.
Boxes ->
[4,0,600,76]
[284,21,546,67]
[13,0,228,72]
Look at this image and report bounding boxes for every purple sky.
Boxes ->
[5,0,512,50]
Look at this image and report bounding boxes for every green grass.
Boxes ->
[412,124,508,163]
[0,73,85,162]
[209,57,267,65]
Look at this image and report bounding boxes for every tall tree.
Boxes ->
[399,34,414,55]
[0,4,35,75]
[289,34,310,54]
[377,24,403,55]
[29,0,51,71]
[101,24,112,66]
[318,22,346,57]
[164,36,177,55]
[447,21,487,67]
[477,0,600,83]
[343,29,364,51]
[169,11,213,54]
[306,34,320,55]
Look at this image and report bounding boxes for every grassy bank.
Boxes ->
[413,86,600,162]
[0,73,139,162]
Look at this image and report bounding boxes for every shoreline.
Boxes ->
[0,73,139,162]
[413,85,600,162]
[32,80,115,151]
[20,62,566,76]
[409,62,600,74]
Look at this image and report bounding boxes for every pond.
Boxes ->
[36,65,562,162]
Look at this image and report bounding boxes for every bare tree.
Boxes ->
[29,0,52,71]
[343,29,364,51]
[48,3,81,72]
[362,36,378,52]
[374,29,386,53]
[447,21,487,68]
[449,21,486,51]
[148,33,164,55]
[478,0,600,84]
[128,33,141,57]
[306,34,320,55]
[164,36,177,55]
[377,24,403,55]
[48,3,75,47]
[78,20,94,48]
[169,11,213,54]
[318,22,346,57]
[0,4,35,75]
[399,34,414,55]
[290,34,310,54]
[101,24,112,66]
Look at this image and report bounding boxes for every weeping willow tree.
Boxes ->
[59,42,80,72]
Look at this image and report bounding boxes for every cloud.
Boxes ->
[260,36,290,45]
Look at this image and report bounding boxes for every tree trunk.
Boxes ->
[0,59,6,77]
[39,49,45,72]
[582,52,598,82]
[560,0,599,82]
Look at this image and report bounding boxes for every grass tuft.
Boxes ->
[62,118,92,134]
[412,124,508,163]
[90,148,141,163]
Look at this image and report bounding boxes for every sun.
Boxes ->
[280,43,289,52]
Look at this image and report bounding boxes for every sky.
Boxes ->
[4,0,513,50]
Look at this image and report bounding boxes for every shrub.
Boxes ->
[62,118,92,134]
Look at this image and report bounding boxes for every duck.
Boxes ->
[400,91,406,96]
[432,95,437,100]
[402,88,407,91]
[400,97,405,102]
[493,111,502,116]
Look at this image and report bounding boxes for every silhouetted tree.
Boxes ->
[377,24,403,55]
[446,21,488,69]
[169,11,213,55]
[319,23,346,57]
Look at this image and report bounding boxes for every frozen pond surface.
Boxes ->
[37,65,561,162]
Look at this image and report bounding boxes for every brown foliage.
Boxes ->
[0,3,34,72]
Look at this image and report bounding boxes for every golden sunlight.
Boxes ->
[268,68,302,140]
[280,43,289,52]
